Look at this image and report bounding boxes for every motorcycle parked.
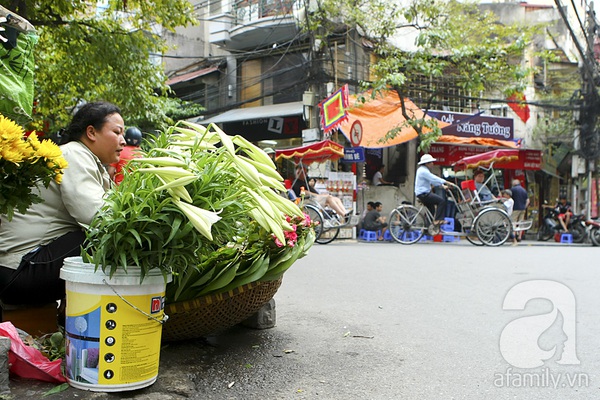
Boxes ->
[537,207,586,243]
[586,219,600,246]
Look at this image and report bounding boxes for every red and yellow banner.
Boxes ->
[319,84,349,135]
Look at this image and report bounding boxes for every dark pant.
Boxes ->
[365,222,388,231]
[0,230,86,305]
[418,192,447,222]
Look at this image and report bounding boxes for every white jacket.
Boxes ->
[0,141,110,269]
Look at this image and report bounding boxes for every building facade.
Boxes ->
[161,0,600,228]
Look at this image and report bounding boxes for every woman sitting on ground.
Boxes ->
[0,102,126,306]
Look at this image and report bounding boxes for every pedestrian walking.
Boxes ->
[510,179,529,241]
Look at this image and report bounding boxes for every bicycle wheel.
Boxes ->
[464,228,484,246]
[304,204,323,241]
[316,224,340,244]
[316,209,341,244]
[388,205,426,244]
[473,208,511,246]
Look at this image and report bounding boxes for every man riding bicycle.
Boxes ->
[414,154,449,226]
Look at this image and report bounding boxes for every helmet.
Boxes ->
[124,127,142,146]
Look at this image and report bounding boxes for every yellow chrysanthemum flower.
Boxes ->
[27,131,41,151]
[1,114,69,219]
[55,157,69,170]
[1,147,25,163]
[0,114,25,142]
[16,139,34,159]
[35,139,63,159]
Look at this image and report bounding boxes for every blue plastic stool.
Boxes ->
[400,230,420,241]
[383,230,393,241]
[442,217,455,231]
[361,230,378,242]
[443,235,459,242]
[560,233,573,243]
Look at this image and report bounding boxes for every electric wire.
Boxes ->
[169,1,590,120]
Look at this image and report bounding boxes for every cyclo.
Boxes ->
[388,149,532,246]
[275,140,359,245]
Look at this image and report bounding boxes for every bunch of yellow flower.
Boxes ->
[0,114,68,220]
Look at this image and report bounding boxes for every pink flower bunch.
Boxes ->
[273,213,313,248]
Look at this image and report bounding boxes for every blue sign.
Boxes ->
[342,147,365,163]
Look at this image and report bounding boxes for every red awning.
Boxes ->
[275,140,344,165]
[437,135,518,148]
[429,142,541,170]
[453,149,541,170]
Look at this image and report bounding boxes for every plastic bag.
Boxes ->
[0,7,38,125]
[0,321,66,383]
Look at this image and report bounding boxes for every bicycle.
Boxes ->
[302,198,359,244]
[388,182,513,246]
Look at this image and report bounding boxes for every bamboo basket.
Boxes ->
[162,277,283,341]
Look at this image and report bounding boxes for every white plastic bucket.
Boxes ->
[60,256,171,392]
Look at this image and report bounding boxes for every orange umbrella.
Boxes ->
[339,90,448,148]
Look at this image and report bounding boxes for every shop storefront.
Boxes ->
[429,141,544,233]
[429,143,542,187]
[195,101,306,145]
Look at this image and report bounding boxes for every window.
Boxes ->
[489,104,508,117]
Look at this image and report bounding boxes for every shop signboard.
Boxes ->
[427,110,514,141]
[223,115,305,142]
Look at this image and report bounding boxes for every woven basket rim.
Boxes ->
[165,278,280,315]
[162,278,283,341]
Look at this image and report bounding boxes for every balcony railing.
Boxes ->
[234,0,298,24]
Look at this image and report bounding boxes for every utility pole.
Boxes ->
[578,3,600,216]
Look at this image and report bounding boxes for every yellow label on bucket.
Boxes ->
[64,288,165,388]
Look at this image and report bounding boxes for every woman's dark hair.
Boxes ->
[64,101,121,142]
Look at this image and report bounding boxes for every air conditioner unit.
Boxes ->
[302,128,320,143]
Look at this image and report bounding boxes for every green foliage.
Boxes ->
[532,67,581,144]
[156,98,205,127]
[308,0,543,144]
[37,330,66,361]
[532,115,575,144]
[1,0,197,131]
[42,384,69,397]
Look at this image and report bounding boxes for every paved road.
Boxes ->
[8,239,600,399]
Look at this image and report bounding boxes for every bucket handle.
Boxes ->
[102,279,169,325]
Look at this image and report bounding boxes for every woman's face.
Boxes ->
[88,113,126,164]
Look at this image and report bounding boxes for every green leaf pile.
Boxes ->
[83,121,315,302]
